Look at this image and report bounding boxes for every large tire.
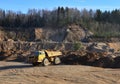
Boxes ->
[54,57,61,65]
[42,58,50,66]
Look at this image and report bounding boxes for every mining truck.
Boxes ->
[27,50,62,66]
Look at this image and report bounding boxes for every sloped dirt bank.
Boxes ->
[61,51,120,68]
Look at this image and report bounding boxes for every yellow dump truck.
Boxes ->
[27,50,62,66]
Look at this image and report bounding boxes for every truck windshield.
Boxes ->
[39,51,45,54]
[35,51,39,56]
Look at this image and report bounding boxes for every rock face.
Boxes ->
[86,43,114,54]
[35,28,43,41]
[37,28,67,42]
[33,25,93,42]
[63,25,93,42]
[0,30,5,41]
[0,41,80,52]
[108,43,120,52]
[0,28,35,41]
[0,24,92,42]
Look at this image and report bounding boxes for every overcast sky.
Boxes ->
[0,0,120,13]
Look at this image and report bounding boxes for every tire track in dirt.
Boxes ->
[0,61,120,84]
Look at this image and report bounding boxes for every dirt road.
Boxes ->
[0,61,120,84]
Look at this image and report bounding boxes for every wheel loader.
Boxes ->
[27,50,62,66]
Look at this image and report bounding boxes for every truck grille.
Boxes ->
[28,56,38,62]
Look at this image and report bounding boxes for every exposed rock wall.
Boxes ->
[0,25,92,42]
[0,30,5,41]
[0,41,77,52]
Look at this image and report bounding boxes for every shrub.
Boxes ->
[73,42,83,50]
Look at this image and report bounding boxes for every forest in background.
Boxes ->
[0,7,120,38]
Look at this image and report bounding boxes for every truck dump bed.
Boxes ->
[45,50,62,57]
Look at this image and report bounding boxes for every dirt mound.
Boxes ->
[113,56,120,68]
[0,50,30,62]
[34,25,92,42]
[108,43,120,52]
[95,56,114,68]
[86,43,114,54]
[63,25,92,42]
[0,41,120,68]
[61,51,120,68]
[0,30,5,41]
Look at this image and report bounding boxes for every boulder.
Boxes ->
[86,43,114,54]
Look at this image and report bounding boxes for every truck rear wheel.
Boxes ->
[42,58,50,66]
[54,57,61,65]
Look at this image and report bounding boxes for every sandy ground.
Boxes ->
[0,61,120,84]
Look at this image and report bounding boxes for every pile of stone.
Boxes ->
[61,43,120,68]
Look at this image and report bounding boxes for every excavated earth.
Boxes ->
[0,41,120,68]
[0,41,120,84]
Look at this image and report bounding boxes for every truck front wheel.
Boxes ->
[42,58,50,66]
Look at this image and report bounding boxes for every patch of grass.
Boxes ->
[73,42,83,50]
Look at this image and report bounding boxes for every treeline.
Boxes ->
[0,7,89,28]
[0,7,120,37]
